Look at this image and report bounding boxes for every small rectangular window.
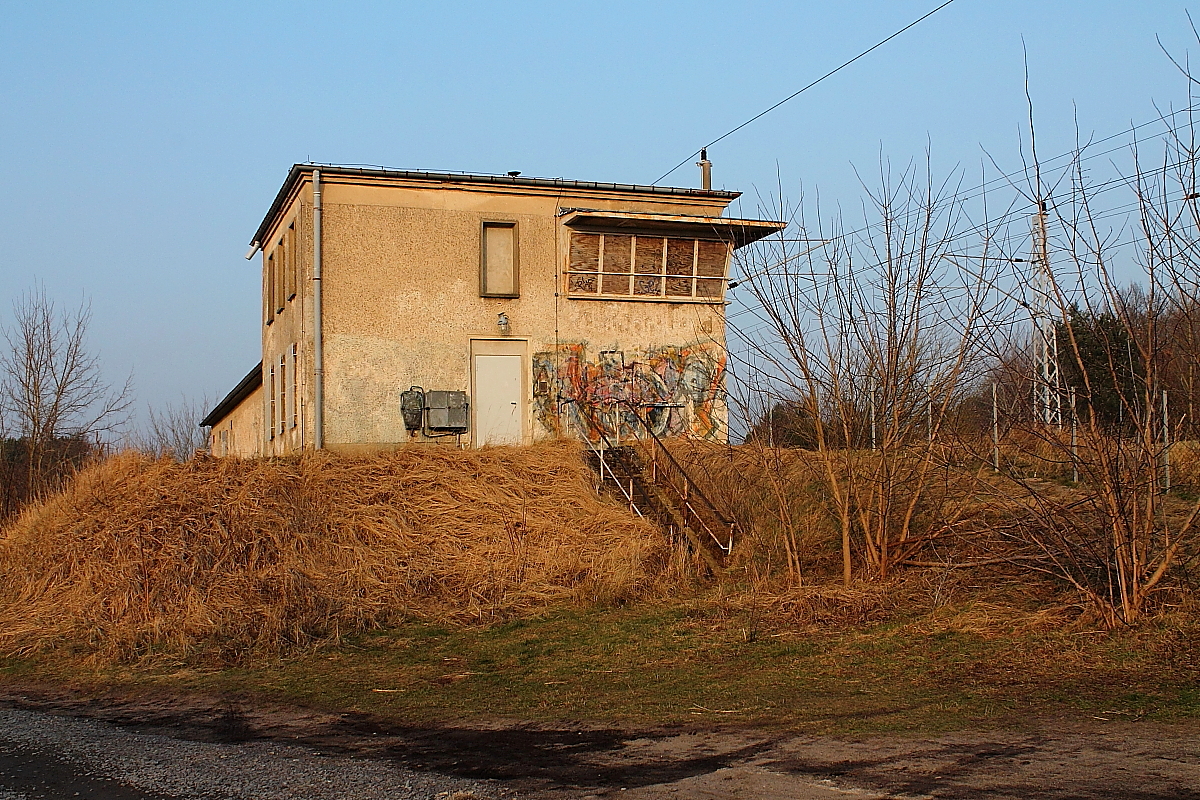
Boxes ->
[285,223,297,301]
[290,344,299,428]
[268,366,276,440]
[265,254,275,325]
[481,222,518,297]
[274,241,285,315]
[279,355,287,437]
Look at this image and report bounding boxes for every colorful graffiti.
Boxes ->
[532,341,726,442]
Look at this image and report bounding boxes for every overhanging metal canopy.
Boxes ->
[559,209,786,248]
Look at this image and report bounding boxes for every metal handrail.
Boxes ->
[574,400,735,557]
[618,402,736,555]
[581,418,644,519]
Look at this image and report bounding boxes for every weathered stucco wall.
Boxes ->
[209,385,263,458]
[315,177,731,449]
[259,189,312,457]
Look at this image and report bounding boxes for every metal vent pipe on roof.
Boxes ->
[697,149,712,191]
[313,169,324,449]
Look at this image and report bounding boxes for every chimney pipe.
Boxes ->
[697,148,712,190]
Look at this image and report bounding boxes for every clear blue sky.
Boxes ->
[0,1,1195,428]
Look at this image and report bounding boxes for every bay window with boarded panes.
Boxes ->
[567,232,730,301]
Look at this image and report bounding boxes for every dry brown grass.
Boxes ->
[0,440,668,663]
[665,440,990,581]
[664,441,838,572]
[1172,440,1200,487]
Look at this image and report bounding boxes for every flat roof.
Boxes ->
[251,164,742,248]
[200,362,263,428]
[559,209,787,248]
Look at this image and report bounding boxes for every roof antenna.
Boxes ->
[696,148,712,190]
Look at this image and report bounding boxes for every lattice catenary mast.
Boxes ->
[1031,201,1062,427]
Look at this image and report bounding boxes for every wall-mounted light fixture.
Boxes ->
[497,312,511,336]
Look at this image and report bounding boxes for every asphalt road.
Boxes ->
[0,705,493,800]
[3,691,1200,800]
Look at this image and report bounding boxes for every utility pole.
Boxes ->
[1070,387,1078,484]
[768,391,775,449]
[1031,201,1062,428]
[927,386,933,442]
[870,387,877,451]
[1163,389,1171,494]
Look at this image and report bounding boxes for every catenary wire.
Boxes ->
[652,0,961,185]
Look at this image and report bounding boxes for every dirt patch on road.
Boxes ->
[2,681,1199,799]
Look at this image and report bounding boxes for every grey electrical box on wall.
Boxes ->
[399,387,425,431]
[425,390,469,431]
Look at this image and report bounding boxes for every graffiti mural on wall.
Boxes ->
[532,341,726,442]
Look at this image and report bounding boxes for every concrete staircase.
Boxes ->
[583,421,736,571]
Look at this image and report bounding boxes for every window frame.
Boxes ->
[264,252,275,325]
[290,343,299,429]
[278,354,287,437]
[565,231,730,304]
[268,365,276,441]
[479,220,520,298]
[284,222,297,301]
[273,238,286,315]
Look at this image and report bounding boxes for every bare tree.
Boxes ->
[131,395,211,460]
[0,285,131,506]
[984,103,1200,626]
[728,154,1017,585]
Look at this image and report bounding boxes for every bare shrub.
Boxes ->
[728,154,1013,584]
[131,396,211,460]
[984,109,1200,626]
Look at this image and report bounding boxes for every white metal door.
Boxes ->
[473,354,523,446]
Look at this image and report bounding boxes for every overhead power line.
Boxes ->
[724,107,1200,291]
[652,0,960,185]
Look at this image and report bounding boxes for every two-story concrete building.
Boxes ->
[201,165,785,456]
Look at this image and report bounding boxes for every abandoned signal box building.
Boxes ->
[201,164,785,456]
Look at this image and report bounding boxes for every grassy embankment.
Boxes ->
[0,441,1198,734]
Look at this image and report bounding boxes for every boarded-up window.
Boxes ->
[601,235,632,295]
[481,222,518,296]
[696,239,728,299]
[666,238,694,297]
[279,355,287,437]
[566,232,729,302]
[633,237,664,296]
[568,232,600,294]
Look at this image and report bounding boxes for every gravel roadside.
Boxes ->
[0,705,499,800]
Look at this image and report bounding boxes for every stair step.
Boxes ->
[586,447,727,571]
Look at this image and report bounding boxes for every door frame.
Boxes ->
[470,338,529,447]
